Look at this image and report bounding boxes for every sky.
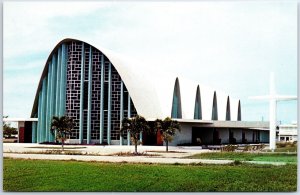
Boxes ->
[3,1,298,124]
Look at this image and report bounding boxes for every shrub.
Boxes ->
[233,160,242,165]
[111,152,159,157]
[222,145,238,152]
[277,142,297,148]
[257,144,265,150]
[277,142,286,148]
[243,145,253,151]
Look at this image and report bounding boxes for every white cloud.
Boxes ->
[3,1,297,123]
[5,59,45,71]
[3,2,110,59]
[3,72,41,117]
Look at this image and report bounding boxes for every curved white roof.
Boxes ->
[32,38,241,121]
[230,98,240,121]
[95,43,241,121]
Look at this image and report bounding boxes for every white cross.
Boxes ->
[249,72,297,151]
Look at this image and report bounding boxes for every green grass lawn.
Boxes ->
[3,158,297,192]
[188,152,297,164]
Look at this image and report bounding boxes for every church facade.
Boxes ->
[27,38,269,146]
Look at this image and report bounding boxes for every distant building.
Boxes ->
[277,122,297,142]
[18,38,269,145]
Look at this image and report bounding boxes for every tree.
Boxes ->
[51,116,75,151]
[155,117,181,152]
[120,115,150,154]
[3,116,17,138]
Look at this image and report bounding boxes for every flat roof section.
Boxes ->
[3,118,38,122]
[178,120,269,130]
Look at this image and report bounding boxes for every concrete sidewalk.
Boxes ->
[3,143,288,166]
[3,153,233,165]
[3,143,211,158]
[3,153,287,166]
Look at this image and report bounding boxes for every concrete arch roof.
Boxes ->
[31,38,241,121]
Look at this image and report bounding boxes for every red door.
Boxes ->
[156,130,163,146]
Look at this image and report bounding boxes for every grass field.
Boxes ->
[3,158,297,192]
[187,152,297,164]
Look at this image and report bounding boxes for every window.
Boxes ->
[226,96,230,121]
[211,91,218,120]
[104,82,108,110]
[286,137,290,141]
[83,81,88,110]
[171,78,182,118]
[194,86,202,120]
[123,91,128,111]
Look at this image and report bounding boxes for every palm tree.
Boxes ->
[155,117,181,152]
[120,115,150,154]
[51,116,75,151]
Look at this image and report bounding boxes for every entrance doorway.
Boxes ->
[252,130,260,143]
[23,121,33,143]
[192,127,214,145]
[213,129,221,145]
[142,131,159,145]
[229,129,236,144]
[242,131,247,143]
